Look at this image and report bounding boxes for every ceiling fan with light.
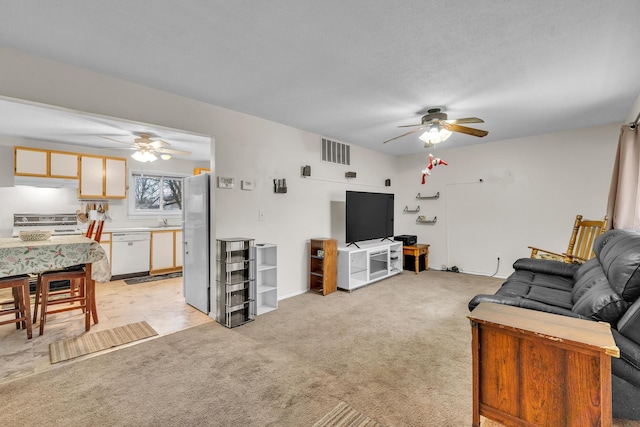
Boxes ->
[100,132,192,162]
[383,108,488,147]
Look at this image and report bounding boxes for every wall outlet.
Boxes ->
[496,252,502,259]
[258,209,265,221]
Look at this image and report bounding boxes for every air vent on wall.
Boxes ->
[322,138,350,165]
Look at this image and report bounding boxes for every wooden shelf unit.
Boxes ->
[309,239,337,295]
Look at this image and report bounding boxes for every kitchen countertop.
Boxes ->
[89,226,182,233]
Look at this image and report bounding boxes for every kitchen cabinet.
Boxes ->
[14,146,79,179]
[79,155,127,199]
[150,230,183,275]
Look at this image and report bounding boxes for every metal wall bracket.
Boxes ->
[403,206,420,213]
[416,192,439,200]
[416,216,437,224]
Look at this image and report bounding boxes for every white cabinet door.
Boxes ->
[151,231,175,272]
[79,156,104,198]
[15,147,48,176]
[105,157,126,198]
[174,231,183,268]
[50,151,78,178]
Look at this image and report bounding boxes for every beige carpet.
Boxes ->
[1,271,638,426]
[49,321,158,363]
[312,401,383,427]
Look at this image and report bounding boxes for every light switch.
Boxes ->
[259,209,265,221]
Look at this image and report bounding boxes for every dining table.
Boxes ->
[0,235,111,330]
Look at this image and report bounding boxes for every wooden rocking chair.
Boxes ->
[528,214,608,264]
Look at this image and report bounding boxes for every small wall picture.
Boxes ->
[241,180,254,190]
[217,176,234,189]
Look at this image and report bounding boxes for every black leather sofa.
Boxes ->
[468,229,640,420]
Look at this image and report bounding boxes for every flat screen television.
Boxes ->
[345,191,394,245]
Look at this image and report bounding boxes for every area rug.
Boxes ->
[49,321,158,364]
[312,402,384,427]
[124,272,182,285]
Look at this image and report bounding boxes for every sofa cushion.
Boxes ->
[526,286,573,309]
[594,230,640,302]
[572,258,607,302]
[571,278,630,323]
[506,269,574,292]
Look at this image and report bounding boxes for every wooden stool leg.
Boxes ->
[12,287,21,330]
[18,280,32,339]
[39,277,49,336]
[33,275,41,324]
[84,272,91,331]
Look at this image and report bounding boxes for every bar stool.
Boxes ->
[0,275,32,339]
[32,220,104,335]
[34,268,88,336]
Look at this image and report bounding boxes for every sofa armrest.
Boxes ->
[617,298,640,347]
[513,257,580,278]
[612,329,640,372]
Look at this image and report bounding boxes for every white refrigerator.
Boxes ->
[182,173,210,314]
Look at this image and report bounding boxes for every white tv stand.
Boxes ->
[337,240,402,291]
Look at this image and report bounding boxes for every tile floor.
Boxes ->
[0,276,212,384]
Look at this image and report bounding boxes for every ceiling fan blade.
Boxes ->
[382,127,425,144]
[442,117,484,125]
[157,147,192,156]
[441,122,488,137]
[397,123,424,128]
[149,139,170,148]
[99,135,133,145]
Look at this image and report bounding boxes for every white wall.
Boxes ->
[394,123,620,277]
[0,46,396,301]
[0,45,630,299]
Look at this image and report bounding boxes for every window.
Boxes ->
[128,171,187,217]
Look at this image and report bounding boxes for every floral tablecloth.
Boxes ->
[0,235,111,282]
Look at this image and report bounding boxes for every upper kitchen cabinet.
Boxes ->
[79,155,127,199]
[14,146,79,179]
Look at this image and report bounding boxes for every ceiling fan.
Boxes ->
[100,133,192,162]
[382,108,488,147]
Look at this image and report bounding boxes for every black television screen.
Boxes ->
[345,191,394,244]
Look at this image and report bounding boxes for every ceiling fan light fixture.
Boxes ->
[131,150,158,162]
[418,124,452,145]
[160,154,171,160]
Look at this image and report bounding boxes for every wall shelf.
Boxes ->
[416,192,439,200]
[403,206,420,213]
[416,216,437,224]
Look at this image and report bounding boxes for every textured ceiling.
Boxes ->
[0,0,639,157]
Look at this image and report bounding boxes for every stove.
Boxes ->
[12,213,82,237]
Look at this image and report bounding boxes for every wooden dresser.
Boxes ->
[468,302,619,427]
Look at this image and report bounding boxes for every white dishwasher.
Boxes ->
[111,232,151,276]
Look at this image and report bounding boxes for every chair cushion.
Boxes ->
[594,230,640,302]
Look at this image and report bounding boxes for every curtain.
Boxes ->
[606,115,640,230]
